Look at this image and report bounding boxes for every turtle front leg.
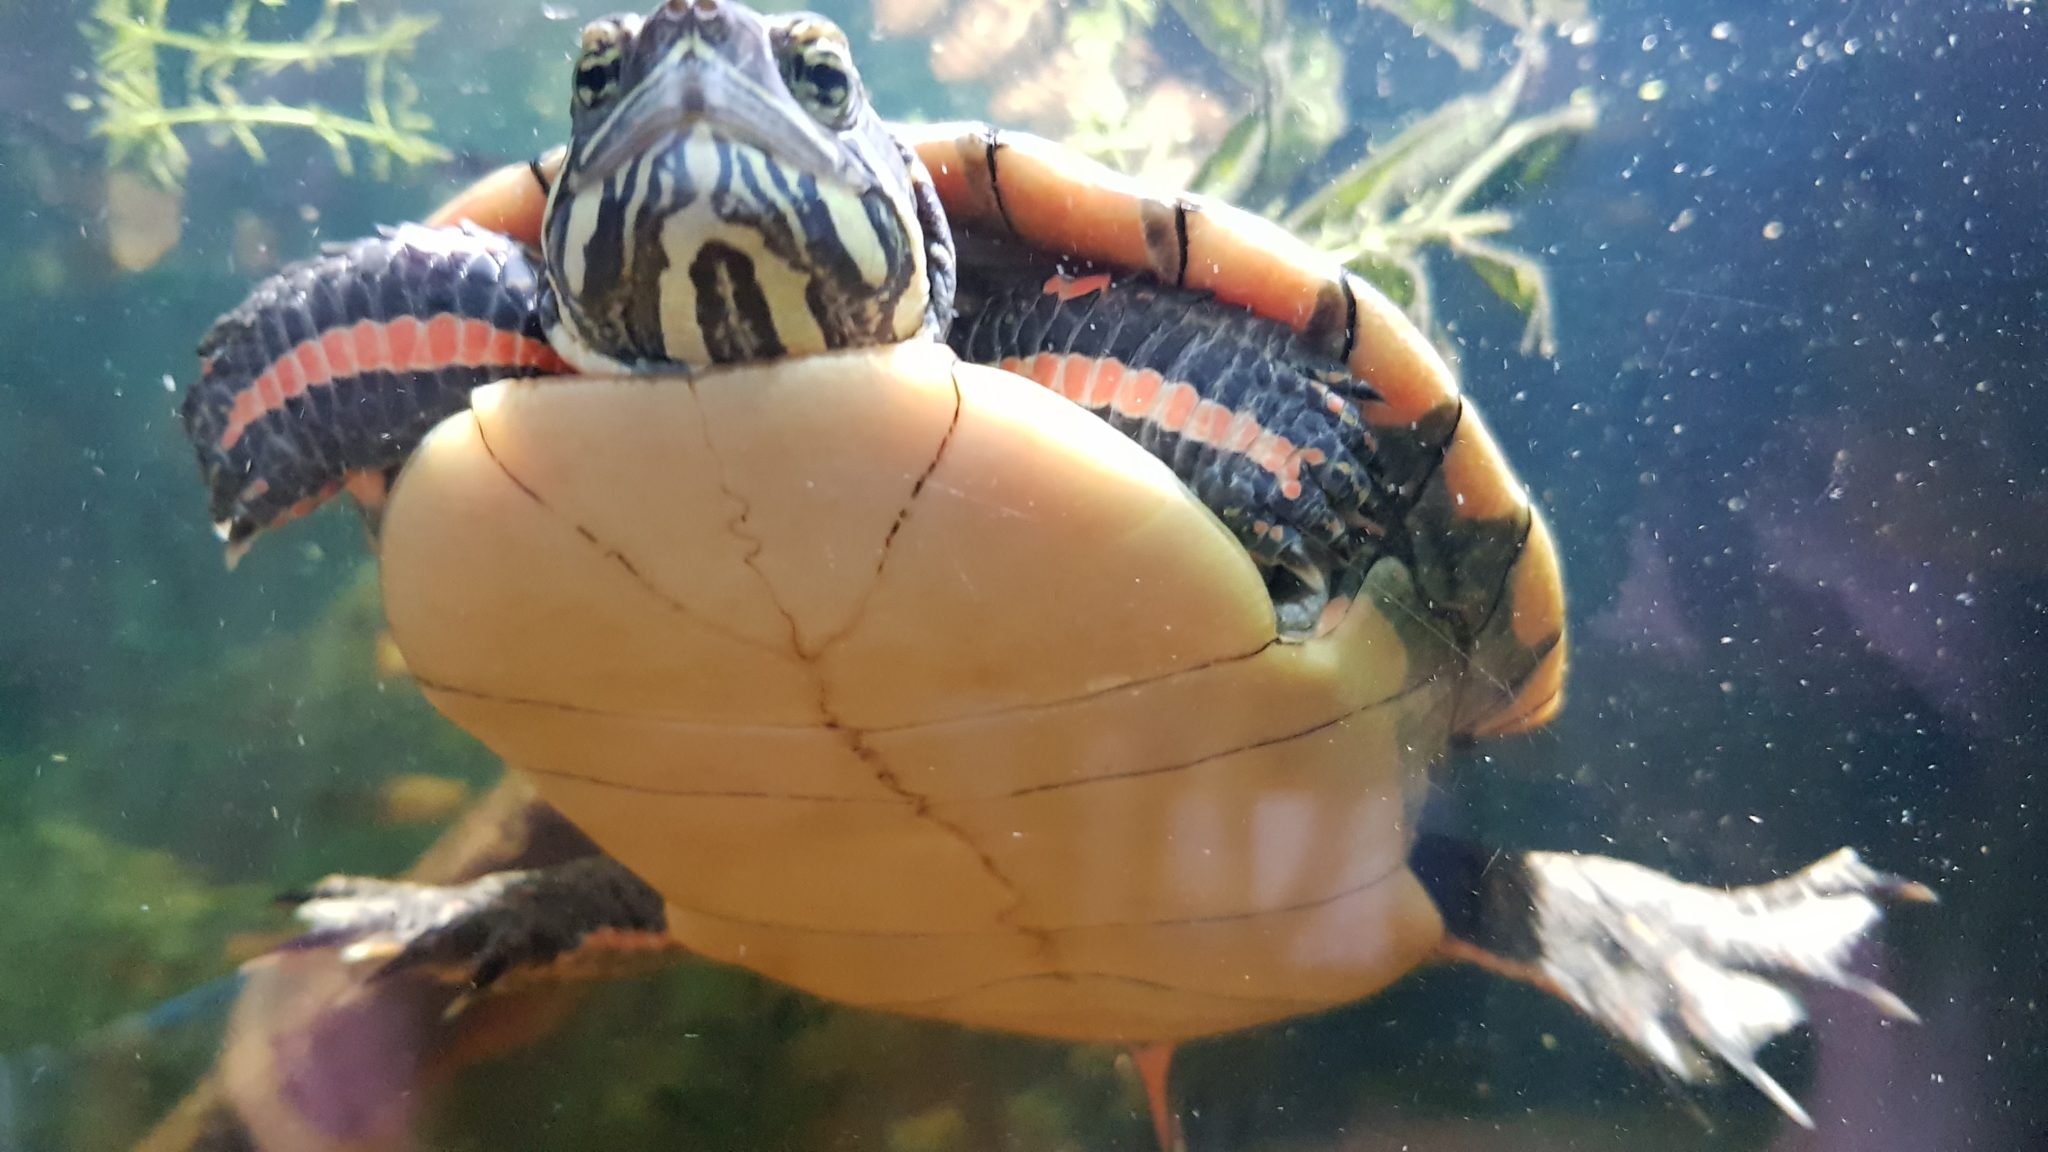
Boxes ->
[1413,835,1934,1126]
[288,855,683,1000]
[182,222,568,562]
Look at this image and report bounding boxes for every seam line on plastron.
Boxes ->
[659,853,1409,938]
[470,406,774,652]
[805,361,965,658]
[682,370,1059,968]
[1003,675,1442,798]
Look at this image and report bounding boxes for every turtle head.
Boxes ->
[542,1,951,372]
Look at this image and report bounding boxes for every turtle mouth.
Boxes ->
[573,42,872,194]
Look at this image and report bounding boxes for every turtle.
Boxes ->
[176,1,1932,1145]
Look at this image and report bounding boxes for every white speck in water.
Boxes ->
[1763,220,1787,240]
[161,373,176,392]
[1711,21,1735,40]
[1638,78,1669,101]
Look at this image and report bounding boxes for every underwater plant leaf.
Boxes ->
[1456,122,1582,212]
[81,0,445,197]
[1452,234,1558,356]
[1283,80,1509,233]
[1471,0,1591,28]
[1162,0,1272,82]
[1188,110,1268,203]
[1362,0,1485,68]
[1346,251,1422,313]
[1243,24,1347,203]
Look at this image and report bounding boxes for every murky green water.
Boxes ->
[2,1,2040,1150]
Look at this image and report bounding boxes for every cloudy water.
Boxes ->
[0,1,2040,1150]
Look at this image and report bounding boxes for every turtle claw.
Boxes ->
[1518,847,1929,1126]
[282,857,671,996]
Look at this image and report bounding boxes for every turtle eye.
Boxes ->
[573,14,641,113]
[775,16,861,131]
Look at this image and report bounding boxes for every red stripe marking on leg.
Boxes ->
[1066,358,1099,405]
[457,315,493,365]
[1112,363,1166,420]
[1027,354,1066,395]
[321,327,358,379]
[1088,358,1126,410]
[291,342,328,398]
[424,314,462,368]
[1225,411,1261,454]
[271,357,306,405]
[221,388,266,450]
[386,317,421,372]
[253,366,283,412]
[483,327,515,365]
[1154,382,1199,433]
[1043,272,1113,302]
[353,319,385,374]
[216,315,567,451]
[1185,400,1232,446]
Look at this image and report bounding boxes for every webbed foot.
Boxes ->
[285,856,676,999]
[1460,847,1934,1126]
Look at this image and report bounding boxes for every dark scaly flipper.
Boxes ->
[951,256,1399,637]
[181,224,568,564]
[132,781,682,1152]
[1411,836,1936,1127]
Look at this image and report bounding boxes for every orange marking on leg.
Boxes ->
[270,358,306,405]
[1185,399,1232,445]
[321,328,358,379]
[1025,354,1066,396]
[252,366,283,411]
[351,319,385,374]
[453,316,488,365]
[1111,362,1166,419]
[220,388,266,450]
[528,342,569,373]
[291,342,329,395]
[1058,356,1090,405]
[489,327,528,362]
[424,314,462,369]
[385,318,420,373]
[1247,433,1281,475]
[1081,358,1123,408]
[1225,411,1261,454]
[1154,382,1198,433]
[1089,360,1122,409]
[1043,272,1114,302]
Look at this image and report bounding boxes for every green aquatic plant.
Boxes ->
[1277,50,1598,357]
[1065,0,1598,358]
[82,0,448,189]
[0,812,265,1050]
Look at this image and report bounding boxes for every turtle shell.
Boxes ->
[381,339,1452,1042]
[383,126,1568,1043]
